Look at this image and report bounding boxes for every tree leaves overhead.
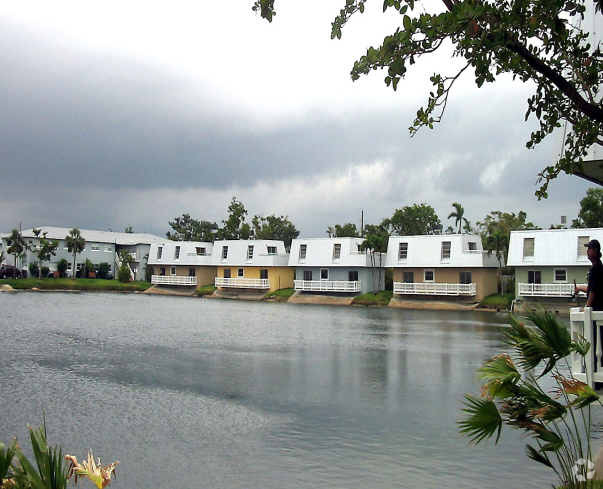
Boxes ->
[254,0,602,198]
[571,187,603,228]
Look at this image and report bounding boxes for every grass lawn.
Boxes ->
[352,290,393,306]
[264,288,295,301]
[479,293,514,310]
[0,278,150,292]
[196,284,217,296]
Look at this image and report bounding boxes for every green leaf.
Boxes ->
[526,444,554,468]
[403,14,411,31]
[458,395,503,444]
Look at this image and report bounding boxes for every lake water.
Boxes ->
[0,292,554,488]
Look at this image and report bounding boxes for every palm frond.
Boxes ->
[526,444,554,469]
[0,440,17,483]
[458,395,503,444]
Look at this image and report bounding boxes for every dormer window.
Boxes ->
[333,243,341,259]
[578,236,589,257]
[523,238,534,258]
[247,245,254,260]
[156,247,163,260]
[174,246,180,259]
[222,246,228,259]
[441,241,451,260]
[398,242,408,260]
[299,244,307,260]
[195,247,206,256]
[267,246,277,255]
[468,242,477,251]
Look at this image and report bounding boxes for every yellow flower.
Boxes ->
[66,451,119,489]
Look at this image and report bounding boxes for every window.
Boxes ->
[398,242,408,260]
[157,247,163,260]
[403,271,414,283]
[238,268,244,277]
[171,267,176,275]
[267,246,277,255]
[441,241,451,260]
[76,264,82,271]
[523,238,535,258]
[222,246,228,259]
[247,245,254,260]
[348,270,359,282]
[299,244,307,260]
[260,269,268,280]
[189,268,196,277]
[320,268,329,280]
[224,269,231,278]
[578,236,589,257]
[195,247,206,256]
[174,246,180,259]
[333,243,341,259]
[459,271,472,284]
[528,270,541,284]
[303,270,313,281]
[91,245,100,251]
[160,267,165,276]
[554,269,567,282]
[105,246,112,252]
[67,263,72,270]
[424,270,434,282]
[468,242,477,251]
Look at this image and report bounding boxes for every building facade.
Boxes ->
[288,237,385,294]
[211,240,293,292]
[385,234,500,302]
[148,241,216,287]
[508,228,603,303]
[1,227,163,281]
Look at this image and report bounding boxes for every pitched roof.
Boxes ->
[211,240,289,267]
[288,237,385,267]
[3,227,164,246]
[148,241,214,266]
[507,228,603,267]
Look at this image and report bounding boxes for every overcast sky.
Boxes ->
[0,1,598,237]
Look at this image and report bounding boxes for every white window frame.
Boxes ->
[468,242,477,251]
[299,244,307,260]
[424,269,435,282]
[157,247,163,260]
[222,246,228,259]
[238,268,244,277]
[398,242,408,260]
[195,247,206,256]
[174,246,181,260]
[441,241,451,261]
[333,243,341,259]
[320,268,329,280]
[171,267,176,276]
[267,246,277,255]
[523,238,535,258]
[578,236,589,258]
[247,245,254,260]
[553,269,567,283]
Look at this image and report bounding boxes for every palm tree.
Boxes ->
[485,229,507,294]
[448,202,470,234]
[6,229,26,269]
[65,228,85,279]
[326,226,335,238]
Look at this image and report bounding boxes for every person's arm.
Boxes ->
[576,284,588,294]
[587,291,595,307]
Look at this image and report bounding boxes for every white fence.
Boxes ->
[151,275,197,286]
[294,280,361,293]
[519,283,586,297]
[215,277,270,289]
[570,308,603,387]
[393,282,476,296]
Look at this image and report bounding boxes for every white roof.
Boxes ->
[211,240,289,267]
[288,237,385,268]
[507,228,603,267]
[5,227,164,246]
[385,234,500,268]
[148,241,214,266]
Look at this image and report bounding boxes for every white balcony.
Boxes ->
[518,283,587,297]
[151,275,197,286]
[215,277,270,289]
[294,280,361,293]
[570,308,603,387]
[393,282,476,296]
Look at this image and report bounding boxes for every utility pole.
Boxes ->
[361,210,364,237]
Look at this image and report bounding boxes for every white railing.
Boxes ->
[294,280,361,292]
[215,277,270,289]
[151,275,197,286]
[393,282,476,296]
[570,308,603,387]
[129,252,138,261]
[519,283,587,297]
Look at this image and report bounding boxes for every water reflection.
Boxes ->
[0,293,551,489]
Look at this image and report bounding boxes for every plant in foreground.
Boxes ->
[65,452,118,489]
[459,311,600,488]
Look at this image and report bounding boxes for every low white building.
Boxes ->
[148,241,215,287]
[211,240,293,292]
[508,228,603,300]
[385,234,500,301]
[288,237,385,294]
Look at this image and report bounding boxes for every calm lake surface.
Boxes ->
[1,292,555,488]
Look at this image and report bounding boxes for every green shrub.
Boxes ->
[83,259,96,278]
[479,293,514,310]
[28,263,39,278]
[196,284,217,296]
[385,269,393,291]
[41,266,50,277]
[352,290,393,306]
[57,259,68,278]
[97,262,111,279]
[264,288,295,300]
[118,264,131,283]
